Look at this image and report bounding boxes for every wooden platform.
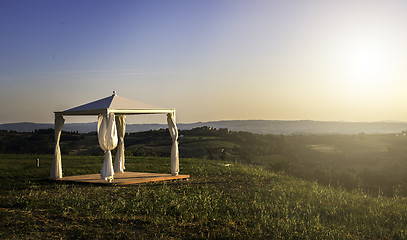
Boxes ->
[57,172,190,185]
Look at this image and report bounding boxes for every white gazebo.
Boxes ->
[50,92,181,183]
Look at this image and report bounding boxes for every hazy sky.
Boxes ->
[2,0,407,124]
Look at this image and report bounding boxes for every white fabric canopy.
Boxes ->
[50,92,180,182]
[114,115,126,173]
[167,113,179,176]
[98,113,118,182]
[50,115,65,179]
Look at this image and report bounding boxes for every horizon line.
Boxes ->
[2,119,407,125]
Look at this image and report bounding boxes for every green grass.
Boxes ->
[1,154,407,239]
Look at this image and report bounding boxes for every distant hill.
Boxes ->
[1,120,407,135]
[0,122,96,133]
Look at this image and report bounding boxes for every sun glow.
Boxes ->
[333,33,396,98]
[349,46,383,78]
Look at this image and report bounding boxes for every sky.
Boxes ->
[2,0,407,124]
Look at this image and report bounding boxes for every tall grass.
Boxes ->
[1,154,407,239]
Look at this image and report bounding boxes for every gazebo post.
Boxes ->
[167,111,179,176]
[50,113,65,179]
[98,112,117,182]
[114,114,126,173]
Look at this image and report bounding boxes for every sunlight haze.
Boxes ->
[1,0,407,124]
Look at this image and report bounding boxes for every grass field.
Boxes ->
[1,154,407,239]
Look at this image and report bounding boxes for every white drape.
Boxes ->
[50,115,65,179]
[167,113,179,176]
[114,115,126,173]
[98,113,118,181]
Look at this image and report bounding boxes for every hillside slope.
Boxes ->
[2,128,407,198]
[1,154,406,239]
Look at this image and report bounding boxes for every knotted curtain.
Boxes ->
[114,115,126,173]
[98,113,118,181]
[50,115,65,179]
[167,113,179,175]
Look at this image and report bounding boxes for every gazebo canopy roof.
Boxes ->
[55,92,175,116]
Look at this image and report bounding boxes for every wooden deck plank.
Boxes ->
[57,172,190,185]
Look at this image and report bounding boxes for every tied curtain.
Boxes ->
[98,113,118,181]
[114,115,126,173]
[50,115,65,179]
[167,113,179,176]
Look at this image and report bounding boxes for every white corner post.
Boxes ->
[114,115,126,173]
[50,114,65,179]
[167,112,179,176]
[98,112,118,182]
